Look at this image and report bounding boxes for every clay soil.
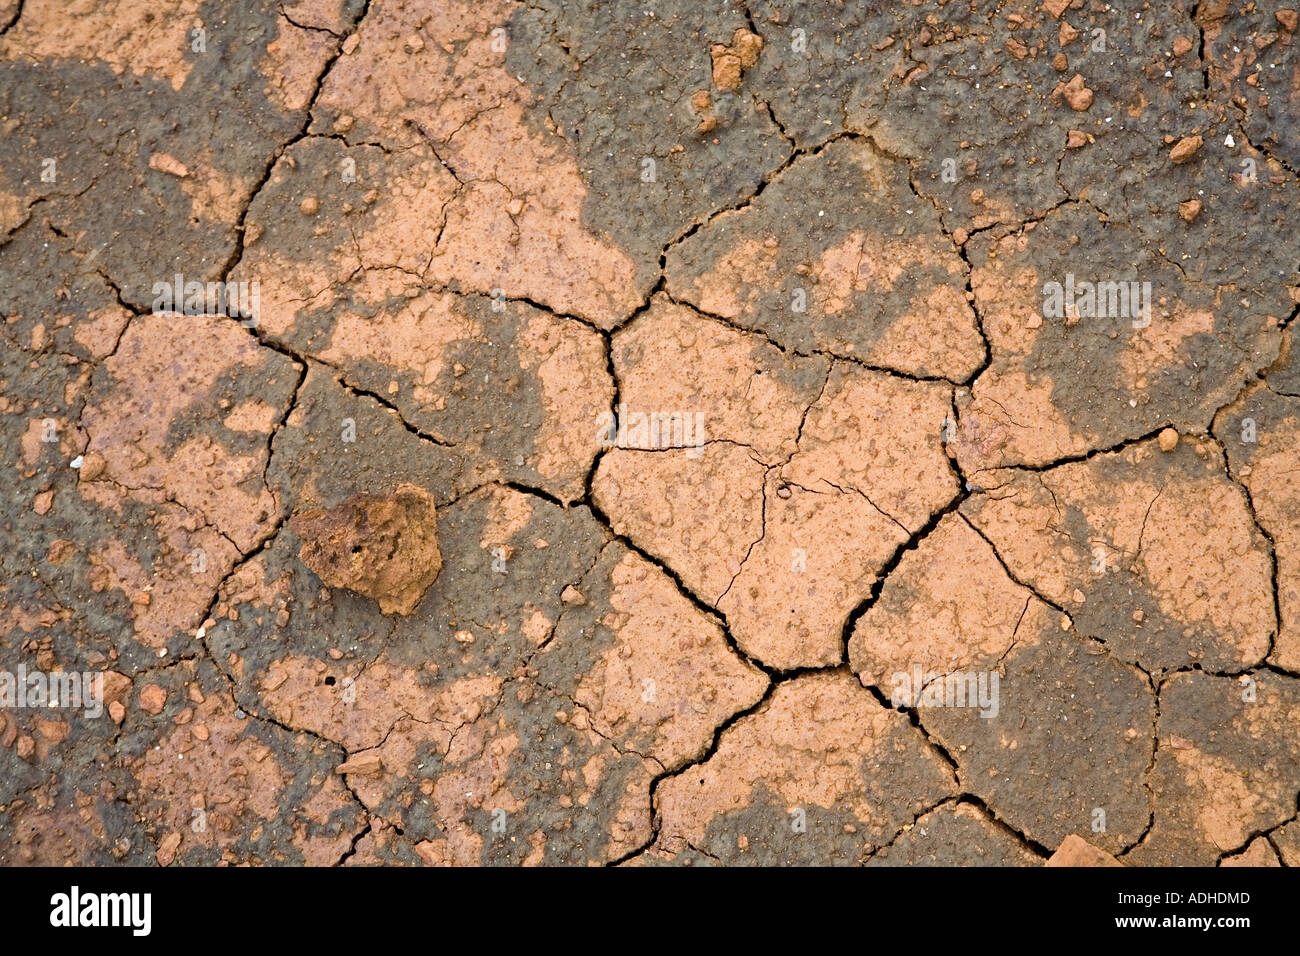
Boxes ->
[1,0,1298,867]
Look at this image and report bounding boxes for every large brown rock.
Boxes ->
[290,484,441,615]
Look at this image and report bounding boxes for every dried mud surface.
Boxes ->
[1,0,1297,867]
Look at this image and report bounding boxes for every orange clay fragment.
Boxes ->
[290,483,441,616]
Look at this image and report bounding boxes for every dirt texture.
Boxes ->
[1,0,1297,868]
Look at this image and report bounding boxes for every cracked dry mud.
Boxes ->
[0,0,1297,869]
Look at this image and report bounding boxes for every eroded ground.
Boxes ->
[1,0,1298,867]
